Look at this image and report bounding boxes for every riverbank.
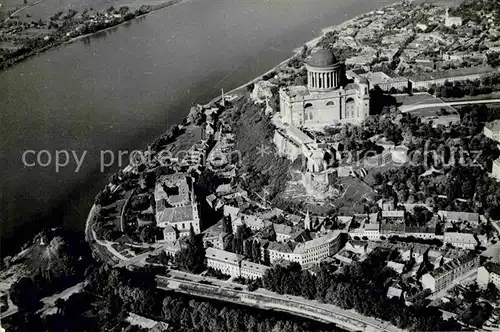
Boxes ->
[209,1,402,104]
[0,0,184,71]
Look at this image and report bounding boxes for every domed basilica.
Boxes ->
[279,48,370,128]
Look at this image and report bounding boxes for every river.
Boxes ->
[1,0,417,255]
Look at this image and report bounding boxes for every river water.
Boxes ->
[1,0,405,254]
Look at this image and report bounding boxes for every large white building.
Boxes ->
[443,232,480,250]
[361,71,409,92]
[484,120,500,144]
[154,174,201,236]
[492,157,500,182]
[231,213,271,233]
[267,230,343,266]
[438,211,480,227]
[444,8,463,28]
[421,253,479,293]
[206,247,244,278]
[205,248,269,279]
[279,48,370,129]
[240,260,270,280]
[477,262,500,289]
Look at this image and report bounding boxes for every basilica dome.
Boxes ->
[307,49,337,67]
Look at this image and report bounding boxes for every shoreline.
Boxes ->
[84,2,401,240]
[208,1,402,104]
[0,0,185,71]
[65,0,190,46]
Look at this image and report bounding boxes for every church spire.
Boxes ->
[304,210,311,230]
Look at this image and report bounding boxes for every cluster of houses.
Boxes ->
[347,200,487,248]
[205,247,269,279]
[150,94,242,253]
[201,202,345,279]
[326,232,487,298]
[345,66,499,93]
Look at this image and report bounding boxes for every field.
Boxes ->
[334,176,376,214]
[1,0,173,21]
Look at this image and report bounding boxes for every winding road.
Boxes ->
[156,271,403,332]
[400,98,500,113]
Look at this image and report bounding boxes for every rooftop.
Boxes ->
[363,71,408,84]
[410,66,498,82]
[273,223,294,236]
[429,252,478,278]
[438,211,479,223]
[295,230,342,253]
[268,241,296,253]
[282,86,310,98]
[387,286,403,299]
[382,210,405,218]
[286,125,315,145]
[307,48,338,67]
[444,232,478,244]
[206,247,244,264]
[485,119,500,132]
[155,173,190,205]
[241,260,269,273]
[484,262,500,276]
[157,205,194,224]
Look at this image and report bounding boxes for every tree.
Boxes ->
[300,271,316,300]
[139,224,156,243]
[55,298,66,315]
[10,277,40,312]
[244,240,253,259]
[222,216,232,234]
[251,241,261,263]
[175,225,205,273]
[485,282,499,302]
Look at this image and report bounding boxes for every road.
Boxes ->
[400,98,500,112]
[3,0,42,22]
[0,282,84,320]
[158,270,404,332]
[85,202,404,332]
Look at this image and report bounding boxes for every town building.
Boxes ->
[202,221,228,250]
[267,231,343,266]
[273,223,295,242]
[443,232,479,250]
[154,174,200,236]
[240,260,269,280]
[162,225,178,243]
[205,247,244,278]
[251,80,277,102]
[484,120,500,144]
[386,286,404,300]
[232,213,271,233]
[164,238,188,257]
[387,261,405,274]
[444,8,463,28]
[438,211,480,227]
[410,66,498,90]
[492,157,500,182]
[381,210,406,224]
[361,71,409,92]
[404,226,439,240]
[223,205,240,220]
[279,48,370,129]
[421,253,479,293]
[477,262,500,289]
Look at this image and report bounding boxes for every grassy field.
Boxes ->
[395,93,440,107]
[2,0,177,22]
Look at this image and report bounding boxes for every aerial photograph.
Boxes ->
[3,0,500,330]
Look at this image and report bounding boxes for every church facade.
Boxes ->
[279,48,370,128]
